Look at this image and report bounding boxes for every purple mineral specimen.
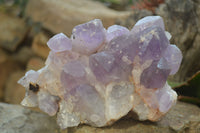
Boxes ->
[18,17,182,129]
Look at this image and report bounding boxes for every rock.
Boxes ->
[4,71,26,104]
[25,0,130,36]
[158,102,200,131]
[0,49,7,64]
[32,32,50,59]
[0,12,28,51]
[0,102,59,133]
[12,46,35,65]
[155,0,200,82]
[0,102,199,133]
[0,49,21,101]
[27,57,45,71]
[0,49,8,100]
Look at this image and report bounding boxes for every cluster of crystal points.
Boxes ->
[18,16,182,129]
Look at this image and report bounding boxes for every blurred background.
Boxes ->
[0,0,200,106]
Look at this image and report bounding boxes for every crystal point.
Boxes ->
[71,19,105,55]
[47,33,72,52]
[106,25,129,42]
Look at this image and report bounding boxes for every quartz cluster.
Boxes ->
[18,16,182,129]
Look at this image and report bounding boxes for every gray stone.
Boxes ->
[25,0,131,36]
[0,102,59,133]
[158,102,200,132]
[0,102,199,133]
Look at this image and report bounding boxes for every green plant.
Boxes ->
[171,71,200,106]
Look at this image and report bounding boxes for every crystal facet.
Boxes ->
[47,33,72,52]
[18,17,182,129]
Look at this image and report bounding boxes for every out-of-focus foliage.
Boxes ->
[168,81,184,89]
[0,0,28,16]
[174,71,200,106]
[0,0,26,4]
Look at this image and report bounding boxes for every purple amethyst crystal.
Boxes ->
[18,17,182,129]
[38,91,59,116]
[159,45,183,75]
[106,25,129,42]
[89,51,117,83]
[136,26,169,61]
[61,60,86,90]
[47,33,72,52]
[132,16,165,32]
[140,61,170,89]
[71,19,105,55]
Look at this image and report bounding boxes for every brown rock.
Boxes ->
[0,48,7,63]
[12,46,35,64]
[0,49,21,101]
[27,57,45,71]
[32,32,50,59]
[25,0,131,36]
[0,49,8,99]
[0,12,28,51]
[4,71,26,104]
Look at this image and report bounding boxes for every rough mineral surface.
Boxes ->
[18,16,182,129]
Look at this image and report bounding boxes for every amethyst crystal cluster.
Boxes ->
[18,16,182,129]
